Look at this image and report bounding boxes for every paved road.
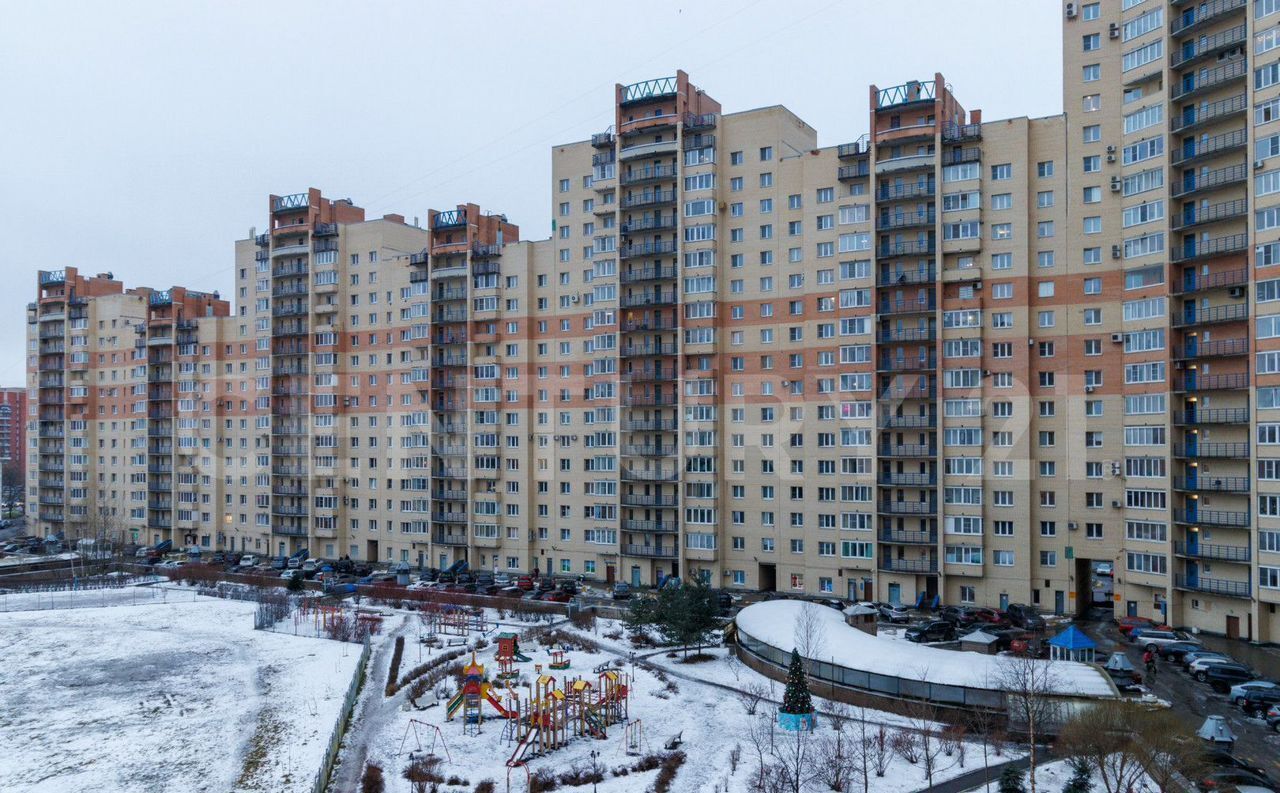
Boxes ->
[1080,617,1280,779]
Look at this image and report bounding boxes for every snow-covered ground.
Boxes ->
[0,582,202,612]
[347,611,1023,793]
[0,598,361,793]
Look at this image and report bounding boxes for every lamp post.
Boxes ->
[589,749,599,793]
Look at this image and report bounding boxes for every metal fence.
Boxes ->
[0,583,205,612]
[313,639,371,793]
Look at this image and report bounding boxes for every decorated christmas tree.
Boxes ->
[780,648,813,715]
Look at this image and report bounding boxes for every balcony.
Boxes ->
[878,529,937,545]
[622,444,676,457]
[878,557,938,574]
[877,327,935,344]
[432,209,466,230]
[1170,128,1246,167]
[1171,302,1248,328]
[1176,263,1249,292]
[875,153,934,174]
[942,122,981,142]
[878,239,935,258]
[623,544,679,559]
[472,243,501,259]
[621,467,678,482]
[623,368,676,383]
[878,386,936,401]
[1171,233,1248,264]
[620,241,677,260]
[621,316,678,332]
[620,216,678,235]
[1170,93,1247,134]
[1174,574,1251,599]
[1173,408,1249,425]
[620,165,678,186]
[620,492,678,507]
[622,417,677,431]
[879,415,938,431]
[622,519,677,533]
[941,148,980,166]
[684,112,716,131]
[838,163,871,180]
[878,297,936,315]
[620,290,677,308]
[1171,57,1246,102]
[621,190,677,209]
[1172,163,1248,199]
[838,136,871,158]
[1173,476,1249,494]
[1172,507,1250,528]
[876,211,936,232]
[619,140,679,161]
[592,131,614,149]
[1173,440,1248,458]
[877,500,937,516]
[877,471,936,486]
[1173,371,1249,392]
[877,355,936,372]
[1170,24,1247,70]
[1172,199,1247,234]
[878,444,937,458]
[431,468,468,480]
[1173,337,1247,359]
[431,511,467,525]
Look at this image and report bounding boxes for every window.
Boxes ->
[1082,64,1100,82]
[991,223,1012,240]
[1082,33,1100,51]
[1082,94,1100,112]
[1037,161,1054,177]
[1083,124,1101,142]
[991,163,1011,180]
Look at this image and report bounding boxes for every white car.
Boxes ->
[1230,680,1280,705]
[1095,562,1113,577]
[1133,629,1198,651]
[1188,655,1241,674]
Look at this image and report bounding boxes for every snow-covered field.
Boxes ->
[0,582,200,612]
[347,612,1023,793]
[0,597,362,793]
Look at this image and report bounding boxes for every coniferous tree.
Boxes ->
[997,764,1026,793]
[780,648,813,715]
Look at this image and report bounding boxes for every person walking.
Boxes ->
[1142,649,1158,683]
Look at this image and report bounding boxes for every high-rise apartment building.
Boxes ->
[0,387,26,499]
[24,5,1280,644]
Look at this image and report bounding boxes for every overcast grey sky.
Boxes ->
[0,0,1061,387]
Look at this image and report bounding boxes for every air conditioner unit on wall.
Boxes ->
[1066,2,1077,18]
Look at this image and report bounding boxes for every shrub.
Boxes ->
[650,751,687,793]
[361,763,385,793]
[473,781,496,793]
[528,768,559,793]
[385,635,405,697]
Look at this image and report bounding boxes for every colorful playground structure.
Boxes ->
[424,605,491,637]
[548,647,570,671]
[505,666,630,768]
[445,654,517,736]
[494,632,532,681]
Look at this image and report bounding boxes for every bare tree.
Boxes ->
[993,654,1063,793]
[868,723,894,779]
[902,679,950,789]
[890,727,921,765]
[1058,700,1202,793]
[850,704,874,793]
[815,702,855,792]
[745,713,773,792]
[737,680,770,716]
[769,718,818,793]
[793,602,828,677]
[964,706,1001,792]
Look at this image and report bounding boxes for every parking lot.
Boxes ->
[1079,614,1280,780]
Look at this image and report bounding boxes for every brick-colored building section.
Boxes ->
[0,387,26,498]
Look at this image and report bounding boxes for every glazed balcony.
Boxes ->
[1174,575,1251,599]
[878,557,938,574]
[1169,24,1246,70]
[1172,476,1249,494]
[620,241,678,260]
[1173,371,1249,393]
[878,529,937,545]
[1172,337,1247,359]
[1172,407,1249,425]
[1173,440,1249,459]
[1171,163,1247,199]
[1171,233,1248,264]
[877,499,938,516]
[877,471,937,486]
[1169,128,1246,167]
[620,216,678,235]
[1171,302,1248,328]
[1173,507,1250,528]
[1171,198,1247,234]
[621,519,677,533]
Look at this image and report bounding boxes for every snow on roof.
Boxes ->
[961,630,1001,644]
[736,600,1115,698]
[844,603,878,616]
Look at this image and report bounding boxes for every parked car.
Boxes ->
[1182,649,1230,671]
[516,575,534,591]
[1230,680,1280,705]
[536,577,555,592]
[939,606,981,626]
[905,620,956,643]
[611,582,632,600]
[493,572,511,586]
[498,586,525,598]
[1267,705,1280,732]
[557,579,579,595]
[1095,562,1114,577]
[1134,629,1200,652]
[540,589,573,603]
[1188,655,1241,674]
[968,607,1010,626]
[1197,663,1256,692]
[1005,603,1046,631]
[1199,747,1272,782]
[1157,641,1206,661]
[876,602,911,624]
[1196,768,1274,792]
[1115,616,1158,637]
[1239,688,1280,718]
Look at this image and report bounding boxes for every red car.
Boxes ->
[516,576,535,591]
[1115,616,1156,637]
[540,589,573,603]
[969,608,1009,626]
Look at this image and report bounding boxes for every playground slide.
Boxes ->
[445,690,465,720]
[507,728,539,767]
[483,688,514,719]
[583,708,605,739]
[514,651,532,662]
